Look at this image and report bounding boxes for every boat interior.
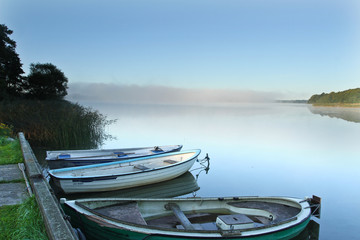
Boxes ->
[53,152,195,177]
[47,145,181,160]
[76,198,303,233]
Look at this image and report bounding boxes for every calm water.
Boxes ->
[55,102,360,239]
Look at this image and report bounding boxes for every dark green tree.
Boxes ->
[25,63,68,100]
[0,24,24,99]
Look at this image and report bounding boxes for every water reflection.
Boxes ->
[291,220,320,240]
[51,171,200,200]
[308,105,360,123]
[34,102,360,239]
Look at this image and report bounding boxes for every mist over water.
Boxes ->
[67,101,360,239]
[67,82,284,105]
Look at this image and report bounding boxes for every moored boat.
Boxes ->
[61,195,321,240]
[48,149,200,194]
[53,171,200,199]
[46,145,183,169]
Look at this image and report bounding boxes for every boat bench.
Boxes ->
[163,160,178,164]
[134,164,150,171]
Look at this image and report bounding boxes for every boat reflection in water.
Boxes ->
[291,220,320,240]
[53,171,200,200]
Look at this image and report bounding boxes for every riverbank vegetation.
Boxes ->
[1,24,113,149]
[0,137,23,165]
[1,23,110,240]
[308,88,360,107]
[0,126,48,239]
[0,100,113,149]
[0,123,22,165]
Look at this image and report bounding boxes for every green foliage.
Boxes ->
[0,122,13,137]
[308,88,360,105]
[1,24,67,100]
[0,137,23,165]
[0,99,114,149]
[0,204,17,239]
[0,24,25,99]
[25,63,68,100]
[0,196,48,240]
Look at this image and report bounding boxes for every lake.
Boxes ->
[52,102,360,239]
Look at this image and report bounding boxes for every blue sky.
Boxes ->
[1,0,359,101]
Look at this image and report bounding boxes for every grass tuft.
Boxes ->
[0,137,23,165]
[0,196,48,240]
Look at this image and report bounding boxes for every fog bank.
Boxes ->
[67,83,283,105]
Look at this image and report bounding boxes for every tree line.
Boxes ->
[0,24,68,100]
[308,88,360,104]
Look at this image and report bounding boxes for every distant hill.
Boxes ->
[308,88,360,106]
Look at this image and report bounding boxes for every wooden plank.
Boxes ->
[165,203,195,230]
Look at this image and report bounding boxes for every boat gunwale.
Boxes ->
[49,149,200,180]
[66,196,311,237]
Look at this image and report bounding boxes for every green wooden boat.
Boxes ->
[61,195,320,240]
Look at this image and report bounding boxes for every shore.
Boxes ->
[311,103,360,108]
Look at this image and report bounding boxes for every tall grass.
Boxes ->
[0,196,48,240]
[0,99,114,149]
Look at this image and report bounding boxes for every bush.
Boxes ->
[0,123,12,137]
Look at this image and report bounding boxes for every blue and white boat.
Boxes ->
[48,149,200,194]
[46,145,183,169]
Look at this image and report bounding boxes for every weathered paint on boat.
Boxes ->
[49,150,200,193]
[61,196,317,240]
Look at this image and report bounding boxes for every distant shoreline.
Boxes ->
[311,103,360,108]
[276,100,360,108]
[276,100,308,104]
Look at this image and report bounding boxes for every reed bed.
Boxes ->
[0,100,114,149]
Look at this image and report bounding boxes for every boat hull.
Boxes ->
[67,214,310,240]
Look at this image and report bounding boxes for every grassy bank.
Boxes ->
[0,137,23,165]
[0,128,48,239]
[0,196,48,240]
[0,99,113,149]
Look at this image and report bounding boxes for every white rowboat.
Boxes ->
[48,149,200,194]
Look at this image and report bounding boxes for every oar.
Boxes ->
[56,152,137,160]
[18,163,33,196]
